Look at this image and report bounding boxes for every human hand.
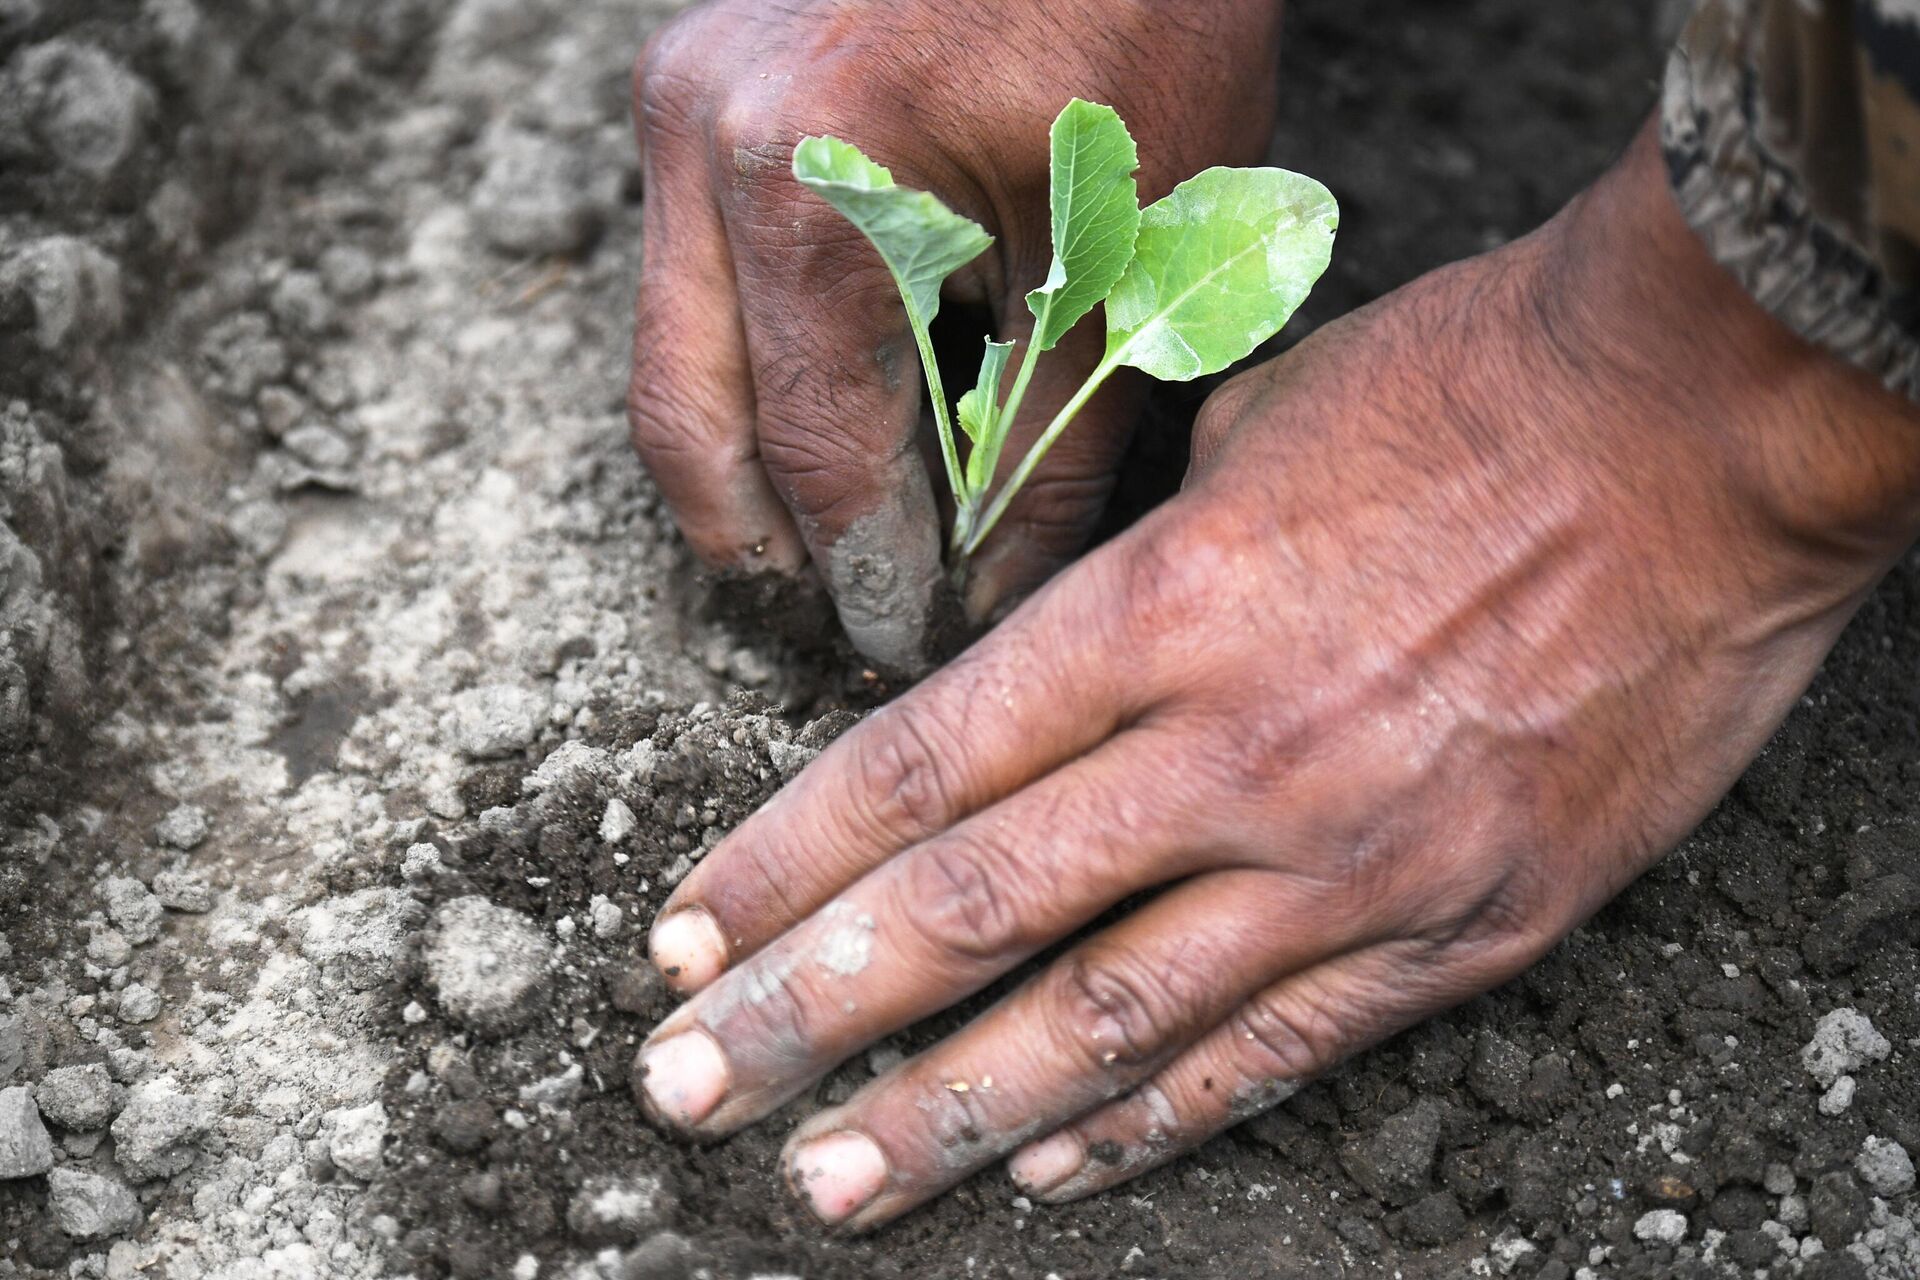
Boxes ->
[631,123,1920,1228]
[626,0,1285,668]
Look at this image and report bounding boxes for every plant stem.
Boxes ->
[949,305,1045,562]
[950,323,1038,559]
[961,353,1119,559]
[949,498,976,557]
[911,310,966,514]
[982,305,1049,489]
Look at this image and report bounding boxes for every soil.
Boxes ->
[2,2,1917,1280]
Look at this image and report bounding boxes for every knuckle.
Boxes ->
[898,833,1029,965]
[727,835,812,926]
[1216,703,1313,801]
[636,11,696,77]
[909,1068,1001,1155]
[1421,840,1559,965]
[711,82,833,184]
[734,190,898,305]
[633,20,710,135]
[1115,527,1220,649]
[709,92,786,169]
[625,363,728,466]
[1228,989,1339,1084]
[708,958,819,1062]
[755,409,879,488]
[1048,952,1183,1073]
[1398,759,1563,965]
[845,705,968,845]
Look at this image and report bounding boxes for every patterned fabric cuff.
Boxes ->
[1661,34,1920,402]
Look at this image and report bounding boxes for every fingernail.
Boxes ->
[650,908,728,992]
[962,546,1041,627]
[1008,1132,1084,1196]
[788,1130,888,1226]
[636,1030,729,1129]
[961,553,1009,625]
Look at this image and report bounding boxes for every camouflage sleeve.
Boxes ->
[1662,0,1919,400]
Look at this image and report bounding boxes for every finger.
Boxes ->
[648,560,1142,993]
[627,56,806,573]
[719,132,962,673]
[774,870,1376,1230]
[634,726,1198,1136]
[1006,942,1461,1202]
[962,310,1145,622]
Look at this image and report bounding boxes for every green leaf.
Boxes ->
[956,388,993,446]
[791,136,993,329]
[1104,167,1337,382]
[1025,100,1141,353]
[958,340,1014,446]
[959,339,1015,495]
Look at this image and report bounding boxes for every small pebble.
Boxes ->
[153,804,210,850]
[117,983,162,1024]
[0,1087,54,1178]
[328,1102,388,1180]
[565,1170,678,1244]
[1634,1209,1689,1246]
[423,898,552,1032]
[46,1167,142,1240]
[588,895,622,939]
[87,928,131,968]
[1856,1136,1916,1197]
[600,798,636,844]
[111,1079,215,1180]
[402,843,442,880]
[1802,1008,1891,1087]
[101,877,163,945]
[153,870,214,913]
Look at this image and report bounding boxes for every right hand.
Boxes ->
[627,0,1286,669]
[630,122,1920,1228]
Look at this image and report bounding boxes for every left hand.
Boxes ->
[630,124,1920,1229]
[625,0,1284,666]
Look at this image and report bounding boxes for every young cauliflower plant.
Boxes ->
[792,99,1339,571]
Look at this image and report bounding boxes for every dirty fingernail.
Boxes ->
[636,1030,728,1129]
[651,907,727,992]
[788,1131,888,1226]
[961,549,1012,625]
[1008,1131,1084,1196]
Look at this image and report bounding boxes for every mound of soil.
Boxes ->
[368,595,1920,1279]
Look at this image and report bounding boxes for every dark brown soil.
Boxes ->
[368,14,1919,1279]
[373,571,1920,1279]
[12,1,1917,1277]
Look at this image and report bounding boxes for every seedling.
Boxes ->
[792,101,1337,569]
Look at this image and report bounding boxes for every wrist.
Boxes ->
[1545,119,1920,576]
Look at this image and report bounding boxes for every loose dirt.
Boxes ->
[2,2,1915,1279]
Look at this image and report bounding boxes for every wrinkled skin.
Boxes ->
[626,0,1283,668]
[628,118,1920,1231]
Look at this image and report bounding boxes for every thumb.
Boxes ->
[962,312,1143,622]
[718,133,953,674]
